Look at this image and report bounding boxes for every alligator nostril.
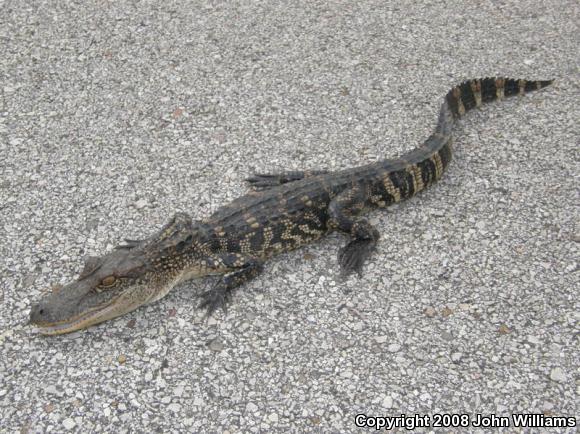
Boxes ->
[29,303,47,324]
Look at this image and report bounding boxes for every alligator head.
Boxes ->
[29,213,210,335]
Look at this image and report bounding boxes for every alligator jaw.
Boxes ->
[29,292,137,335]
[30,306,111,335]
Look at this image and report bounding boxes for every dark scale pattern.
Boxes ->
[389,169,416,200]
[416,157,438,186]
[459,81,477,110]
[481,77,498,102]
[504,79,520,96]
[369,178,396,207]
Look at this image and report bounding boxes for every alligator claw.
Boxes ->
[197,284,230,318]
[338,238,377,277]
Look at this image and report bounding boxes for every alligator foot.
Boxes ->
[337,220,380,277]
[196,254,264,317]
[338,238,377,277]
[197,281,231,317]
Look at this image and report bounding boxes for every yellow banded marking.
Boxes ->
[383,175,401,202]
[298,223,322,236]
[407,164,425,193]
[219,236,229,251]
[518,79,526,95]
[431,152,444,180]
[261,226,274,254]
[470,79,482,107]
[453,87,466,116]
[495,78,505,100]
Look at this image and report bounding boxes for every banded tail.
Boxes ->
[396,77,553,198]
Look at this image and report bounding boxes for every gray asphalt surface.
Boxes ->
[1,0,578,432]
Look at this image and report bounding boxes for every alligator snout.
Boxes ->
[29,302,48,325]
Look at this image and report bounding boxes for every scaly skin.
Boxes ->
[29,77,553,335]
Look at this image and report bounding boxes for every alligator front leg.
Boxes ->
[197,253,264,316]
[328,184,380,276]
[246,170,328,189]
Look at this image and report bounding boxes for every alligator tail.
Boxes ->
[400,78,553,193]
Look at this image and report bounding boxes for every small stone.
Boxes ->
[45,385,59,395]
[424,307,437,317]
[208,338,224,352]
[451,352,462,362]
[352,321,364,331]
[173,386,184,397]
[527,335,541,344]
[117,354,127,364]
[22,273,38,287]
[498,324,511,335]
[441,307,453,317]
[542,401,554,411]
[62,418,76,430]
[550,367,567,383]
[310,416,321,425]
[168,403,181,413]
[134,199,148,209]
[441,331,454,341]
[374,335,388,344]
[246,402,259,413]
[387,343,401,353]
[382,395,393,408]
[172,107,184,118]
[268,413,279,423]
[340,369,353,378]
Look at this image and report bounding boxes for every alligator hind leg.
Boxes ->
[328,184,380,276]
[197,253,264,317]
[246,170,328,189]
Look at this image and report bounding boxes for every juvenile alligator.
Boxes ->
[29,77,553,335]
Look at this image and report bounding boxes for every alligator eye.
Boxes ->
[100,276,117,287]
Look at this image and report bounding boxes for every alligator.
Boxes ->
[29,77,553,335]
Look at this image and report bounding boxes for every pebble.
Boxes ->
[382,395,393,409]
[168,403,181,413]
[388,344,401,353]
[550,367,567,383]
[62,418,76,430]
[134,199,148,209]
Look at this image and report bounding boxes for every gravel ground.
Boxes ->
[1,0,578,432]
